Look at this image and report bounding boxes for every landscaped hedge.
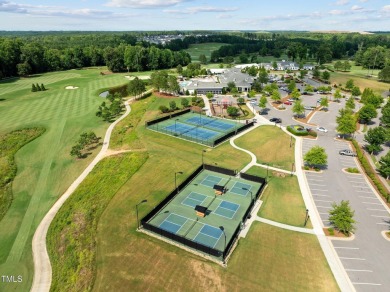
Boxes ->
[352,140,390,202]
[287,125,308,136]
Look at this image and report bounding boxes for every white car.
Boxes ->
[316,126,328,133]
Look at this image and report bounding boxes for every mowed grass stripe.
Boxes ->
[6,119,67,263]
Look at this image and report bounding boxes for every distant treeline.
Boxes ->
[1,31,389,78]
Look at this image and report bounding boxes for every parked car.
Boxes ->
[316,126,328,133]
[287,98,295,102]
[339,149,357,157]
[270,117,282,123]
[253,118,257,123]
[284,101,292,105]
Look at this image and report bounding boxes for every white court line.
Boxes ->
[334,247,359,250]
[352,282,381,286]
[339,257,365,260]
[317,206,332,209]
[315,199,333,203]
[367,208,387,212]
[371,215,389,218]
[345,269,372,272]
[362,202,383,205]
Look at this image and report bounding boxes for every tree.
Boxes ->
[258,68,268,84]
[128,77,146,99]
[70,144,83,158]
[364,127,387,154]
[231,87,239,97]
[304,84,314,93]
[291,88,301,100]
[176,65,183,74]
[334,60,343,71]
[333,89,342,102]
[322,71,330,82]
[169,101,177,111]
[159,105,169,113]
[258,95,267,114]
[359,104,377,124]
[36,83,42,91]
[181,98,189,108]
[378,151,390,179]
[292,100,305,117]
[272,61,277,70]
[345,97,355,111]
[17,62,31,76]
[40,84,46,91]
[378,66,390,82]
[328,200,356,236]
[227,81,236,92]
[227,106,239,117]
[336,108,356,138]
[313,67,320,79]
[345,79,354,90]
[167,75,180,95]
[206,92,214,99]
[237,97,245,105]
[351,86,361,99]
[150,71,168,92]
[380,101,390,127]
[342,61,351,72]
[320,97,329,109]
[248,90,256,98]
[304,146,327,168]
[271,90,281,104]
[31,83,37,92]
[199,54,207,65]
[288,80,296,92]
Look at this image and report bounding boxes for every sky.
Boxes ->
[0,0,389,31]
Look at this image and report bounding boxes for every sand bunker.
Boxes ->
[65,86,79,90]
[125,75,150,80]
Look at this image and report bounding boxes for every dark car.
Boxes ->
[270,117,282,123]
[339,149,357,157]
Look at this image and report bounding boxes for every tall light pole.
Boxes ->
[175,171,183,193]
[242,188,253,202]
[219,226,226,263]
[136,199,147,230]
[202,149,207,166]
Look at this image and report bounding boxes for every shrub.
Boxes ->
[307,131,317,138]
[287,125,308,136]
[158,105,169,113]
[304,166,310,170]
[328,227,334,236]
[346,167,359,173]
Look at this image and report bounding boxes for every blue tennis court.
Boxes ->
[214,200,240,219]
[159,213,188,234]
[182,192,207,208]
[165,122,219,141]
[200,175,222,187]
[193,224,223,248]
[229,181,252,196]
[186,116,235,131]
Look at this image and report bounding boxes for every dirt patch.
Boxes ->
[272,171,286,178]
[190,260,224,291]
[323,228,351,238]
[65,86,79,90]
[154,91,177,98]
[100,71,113,75]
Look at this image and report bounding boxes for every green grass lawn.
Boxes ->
[235,125,295,170]
[0,67,130,292]
[246,166,311,228]
[185,43,227,61]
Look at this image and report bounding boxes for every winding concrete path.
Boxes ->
[30,91,145,292]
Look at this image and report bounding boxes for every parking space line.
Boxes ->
[318,212,328,215]
[339,257,365,260]
[356,190,373,193]
[317,206,332,209]
[348,180,365,183]
[345,269,372,272]
[315,199,333,203]
[376,223,389,225]
[352,282,381,286]
[309,183,327,187]
[307,179,324,182]
[312,194,329,197]
[311,189,329,192]
[358,196,377,199]
[334,247,359,250]
[362,202,383,205]
[367,208,387,212]
[371,215,389,218]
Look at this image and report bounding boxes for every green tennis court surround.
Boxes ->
[141,165,266,263]
[145,110,254,147]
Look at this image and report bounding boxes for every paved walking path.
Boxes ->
[29,91,148,292]
[255,217,316,234]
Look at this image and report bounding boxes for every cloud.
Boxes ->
[0,1,135,19]
[381,5,390,13]
[359,0,368,2]
[105,0,192,8]
[329,9,345,15]
[164,6,238,14]
[335,0,349,6]
[351,5,363,11]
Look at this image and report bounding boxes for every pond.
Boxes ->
[99,91,109,98]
